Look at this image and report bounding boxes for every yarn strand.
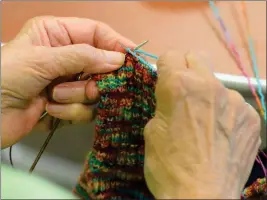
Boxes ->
[208,1,264,118]
[240,1,266,122]
[134,49,159,60]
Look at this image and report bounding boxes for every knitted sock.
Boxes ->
[74,53,157,200]
[242,150,267,199]
[242,178,266,199]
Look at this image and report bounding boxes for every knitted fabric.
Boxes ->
[74,53,157,200]
[241,178,266,199]
[242,149,267,199]
[73,52,266,200]
[245,150,267,187]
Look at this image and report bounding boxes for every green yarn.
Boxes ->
[74,53,157,199]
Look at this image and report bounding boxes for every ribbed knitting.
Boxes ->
[74,53,157,200]
[241,178,266,199]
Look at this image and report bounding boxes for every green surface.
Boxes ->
[1,164,77,199]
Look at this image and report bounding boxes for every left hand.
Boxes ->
[144,51,261,199]
[1,16,135,148]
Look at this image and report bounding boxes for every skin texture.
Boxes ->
[1,16,135,149]
[1,16,262,199]
[144,51,262,199]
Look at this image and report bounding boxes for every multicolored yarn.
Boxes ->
[242,178,267,199]
[74,53,157,200]
[240,1,266,122]
[208,1,265,119]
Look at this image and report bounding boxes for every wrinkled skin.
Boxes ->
[1,16,135,149]
[144,51,261,199]
[1,16,262,199]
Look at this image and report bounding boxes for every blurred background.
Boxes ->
[1,0,266,191]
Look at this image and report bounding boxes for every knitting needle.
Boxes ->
[9,146,14,167]
[29,72,84,173]
[9,108,50,167]
[134,40,149,51]
[39,111,48,121]
[133,41,158,60]
[29,118,61,173]
[119,42,156,72]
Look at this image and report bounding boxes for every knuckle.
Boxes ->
[25,16,55,27]
[157,50,181,69]
[99,49,109,62]
[86,46,103,65]
[257,137,262,148]
[227,89,245,105]
[249,105,261,121]
[247,105,261,133]
[86,81,99,101]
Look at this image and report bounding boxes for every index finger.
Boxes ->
[56,17,136,52]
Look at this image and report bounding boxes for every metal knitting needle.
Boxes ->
[9,146,14,167]
[9,111,49,167]
[120,40,149,52]
[29,118,61,173]
[39,111,48,121]
[134,40,149,50]
[29,72,84,173]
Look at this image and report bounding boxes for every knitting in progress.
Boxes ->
[73,52,266,199]
[74,53,157,200]
[72,3,266,197]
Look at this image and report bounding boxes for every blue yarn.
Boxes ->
[128,36,266,122]
[125,48,156,71]
[247,37,266,122]
[134,49,159,60]
[209,1,220,20]
[209,0,266,122]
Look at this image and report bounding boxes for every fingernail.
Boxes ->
[105,51,125,65]
[185,51,197,68]
[46,104,64,114]
[86,81,100,102]
[53,87,72,101]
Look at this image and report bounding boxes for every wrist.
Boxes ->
[152,174,240,199]
[173,184,239,199]
[174,170,240,199]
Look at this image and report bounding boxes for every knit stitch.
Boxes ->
[74,53,157,200]
[242,178,266,199]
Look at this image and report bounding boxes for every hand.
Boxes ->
[144,51,261,199]
[1,16,135,149]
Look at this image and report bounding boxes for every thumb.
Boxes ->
[43,44,125,79]
[156,50,187,79]
[155,50,188,116]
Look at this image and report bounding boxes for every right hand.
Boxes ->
[144,51,261,199]
[1,16,135,148]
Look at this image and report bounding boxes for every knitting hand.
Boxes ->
[1,16,135,149]
[144,51,261,199]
